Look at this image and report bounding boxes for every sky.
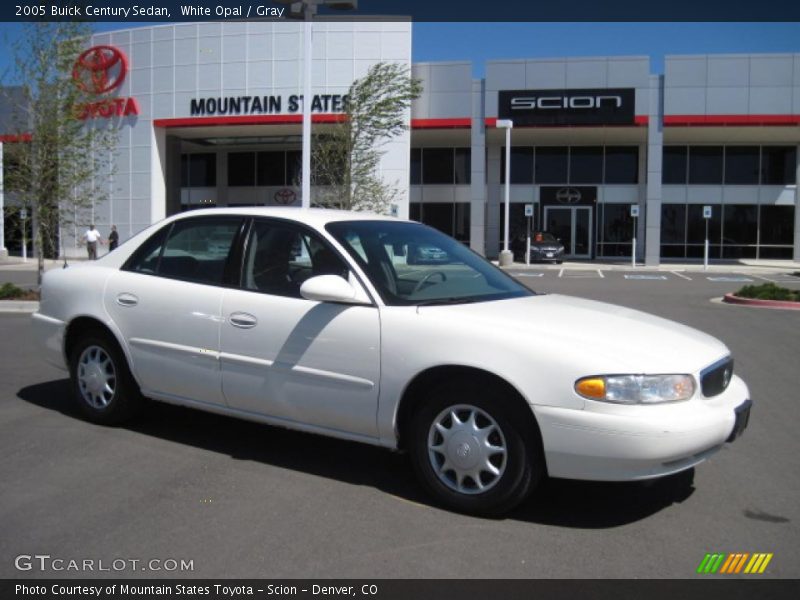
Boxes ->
[1,22,799,81]
[411,23,800,76]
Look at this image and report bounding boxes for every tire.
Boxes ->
[68,329,143,425]
[409,380,543,516]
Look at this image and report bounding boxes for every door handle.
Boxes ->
[229,312,258,329]
[116,293,138,307]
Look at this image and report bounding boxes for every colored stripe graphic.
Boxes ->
[697,553,773,574]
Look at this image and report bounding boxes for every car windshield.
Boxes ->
[533,232,558,243]
[326,220,533,306]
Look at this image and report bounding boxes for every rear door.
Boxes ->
[104,216,244,406]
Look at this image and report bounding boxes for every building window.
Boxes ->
[660,204,687,258]
[666,145,797,186]
[421,148,454,184]
[257,151,286,186]
[569,147,603,184]
[604,146,639,184]
[286,150,302,185]
[228,152,256,187]
[661,202,794,260]
[663,146,688,184]
[181,153,216,187]
[500,147,534,184]
[759,205,794,259]
[409,202,421,222]
[598,203,633,257]
[688,146,723,184]
[761,146,797,185]
[454,148,471,184]
[535,147,568,184]
[724,147,760,185]
[410,148,421,185]
[412,202,471,243]
[722,204,758,258]
[416,148,471,185]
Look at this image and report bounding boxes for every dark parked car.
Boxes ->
[512,232,565,263]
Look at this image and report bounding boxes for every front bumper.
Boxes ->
[31,312,68,371]
[534,374,751,481]
[529,248,564,262]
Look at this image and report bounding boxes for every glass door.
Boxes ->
[544,206,593,259]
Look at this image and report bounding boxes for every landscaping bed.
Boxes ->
[723,282,800,310]
[0,282,40,301]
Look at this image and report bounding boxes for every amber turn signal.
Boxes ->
[575,377,606,399]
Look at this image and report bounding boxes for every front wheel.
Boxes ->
[409,382,542,516]
[69,330,143,425]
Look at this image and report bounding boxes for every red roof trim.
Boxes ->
[665,114,800,127]
[0,133,32,143]
[411,118,471,129]
[153,114,347,127]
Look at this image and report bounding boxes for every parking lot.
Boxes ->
[1,267,799,578]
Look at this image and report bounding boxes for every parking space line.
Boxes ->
[558,268,564,278]
[561,270,603,278]
[670,271,692,280]
[515,272,544,278]
[748,273,777,282]
[706,275,753,283]
[597,269,604,278]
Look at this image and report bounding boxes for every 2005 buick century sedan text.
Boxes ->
[32,208,751,515]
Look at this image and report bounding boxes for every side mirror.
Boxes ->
[300,275,365,304]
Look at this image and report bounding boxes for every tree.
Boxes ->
[310,62,422,213]
[2,23,118,283]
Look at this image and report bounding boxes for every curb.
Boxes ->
[0,300,39,313]
[722,293,800,310]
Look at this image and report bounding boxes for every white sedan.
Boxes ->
[32,208,751,515]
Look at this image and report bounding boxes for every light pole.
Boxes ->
[496,119,513,266]
[281,1,357,209]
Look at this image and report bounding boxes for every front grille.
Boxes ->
[701,357,734,397]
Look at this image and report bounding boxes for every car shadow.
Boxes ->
[18,379,694,529]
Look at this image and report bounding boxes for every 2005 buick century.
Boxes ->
[32,208,751,515]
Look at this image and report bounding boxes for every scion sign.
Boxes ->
[499,88,635,126]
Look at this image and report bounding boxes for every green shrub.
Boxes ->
[736,282,800,302]
[0,282,26,300]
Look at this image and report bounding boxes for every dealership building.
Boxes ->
[1,21,799,263]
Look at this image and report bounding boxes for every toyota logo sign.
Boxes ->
[274,188,297,206]
[555,187,582,205]
[72,46,128,95]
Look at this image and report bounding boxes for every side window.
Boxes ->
[158,217,241,285]
[243,220,349,298]
[124,225,170,275]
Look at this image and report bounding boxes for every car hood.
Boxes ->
[418,294,729,374]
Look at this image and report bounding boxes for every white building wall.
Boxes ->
[65,20,411,256]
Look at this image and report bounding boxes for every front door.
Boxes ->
[544,206,592,259]
[219,218,381,439]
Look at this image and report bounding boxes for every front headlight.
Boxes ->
[575,374,696,404]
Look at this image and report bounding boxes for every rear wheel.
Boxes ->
[409,381,542,516]
[69,330,143,425]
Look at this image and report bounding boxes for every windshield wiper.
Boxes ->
[415,297,482,307]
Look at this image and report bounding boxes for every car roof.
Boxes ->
[167,207,401,229]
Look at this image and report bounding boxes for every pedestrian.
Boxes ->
[83,224,104,260]
[108,224,119,252]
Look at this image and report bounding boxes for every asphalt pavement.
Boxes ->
[0,272,798,578]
